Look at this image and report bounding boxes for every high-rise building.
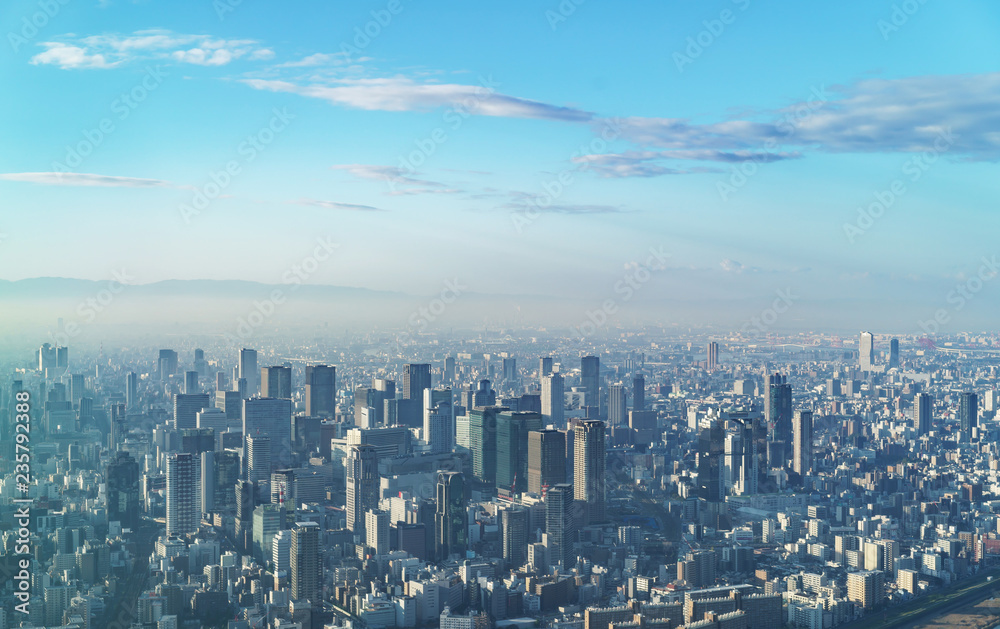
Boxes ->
[707,341,719,372]
[632,374,645,412]
[888,338,900,369]
[502,357,518,383]
[608,384,627,427]
[960,391,978,441]
[580,356,601,415]
[158,349,178,380]
[764,373,792,461]
[847,570,885,610]
[501,506,528,568]
[469,406,506,486]
[697,420,725,503]
[346,444,380,534]
[106,452,141,529]
[528,429,567,494]
[173,393,211,431]
[792,410,813,477]
[70,373,85,403]
[541,373,565,426]
[496,411,543,495]
[262,366,292,399]
[184,371,199,394]
[539,357,553,378]
[435,471,468,561]
[914,393,931,436]
[243,397,292,467]
[166,453,199,537]
[365,509,390,555]
[403,363,432,401]
[235,480,255,552]
[305,365,336,418]
[246,434,271,484]
[424,388,454,454]
[126,371,138,410]
[239,349,259,397]
[252,504,285,565]
[545,483,576,570]
[574,419,606,523]
[291,522,321,602]
[859,332,875,372]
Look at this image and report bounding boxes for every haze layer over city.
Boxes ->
[2,2,1000,629]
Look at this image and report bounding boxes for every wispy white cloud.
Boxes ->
[243,77,593,121]
[30,44,119,69]
[275,53,350,68]
[0,172,175,188]
[331,163,461,195]
[292,198,387,212]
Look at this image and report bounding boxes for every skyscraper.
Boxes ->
[580,356,601,415]
[502,357,517,383]
[792,410,813,477]
[541,373,564,426]
[239,348,259,397]
[527,429,566,494]
[859,332,875,372]
[346,444,380,534]
[608,384,627,427]
[243,397,293,467]
[106,452,141,529]
[469,406,505,486]
[166,453,199,537]
[403,363,432,400]
[435,471,467,561]
[632,374,645,412]
[545,483,576,570]
[888,338,900,369]
[305,365,336,418]
[126,371,138,410]
[365,509,390,555]
[539,357,553,378]
[574,419,606,523]
[158,349,178,380]
[960,391,978,441]
[262,366,292,399]
[173,393,211,431]
[697,420,724,503]
[501,506,528,568]
[246,434,271,484]
[707,341,719,372]
[914,392,931,436]
[496,411,543,495]
[184,370,199,394]
[764,373,792,461]
[291,522,321,602]
[423,387,454,454]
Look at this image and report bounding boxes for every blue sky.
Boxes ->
[2,0,999,306]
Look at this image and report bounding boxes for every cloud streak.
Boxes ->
[0,172,175,188]
[292,198,387,212]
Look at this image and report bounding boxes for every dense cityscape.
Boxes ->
[3,330,1000,629]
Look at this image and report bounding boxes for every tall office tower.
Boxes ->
[539,357,553,378]
[237,377,248,400]
[173,393,210,430]
[194,348,207,375]
[106,452,141,529]
[70,373,85,404]
[271,469,296,513]
[239,348,259,397]
[158,349,178,380]
[346,444,380,534]
[435,471,468,561]
[847,570,885,611]
[501,506,529,568]
[764,373,793,458]
[126,371,138,410]
[246,435,272,484]
[365,509,390,555]
[469,406,506,486]
[502,357,518,383]
[888,338,900,369]
[914,393,932,436]
[697,420,725,503]
[200,451,216,513]
[212,450,241,512]
[733,419,758,495]
[403,363,432,400]
[262,366,292,399]
[792,410,813,477]
[528,429,566,494]
[243,397,292,467]
[545,483,576,570]
[181,428,215,455]
[291,521,321,601]
[216,390,242,420]
[960,391,978,441]
[632,374,645,412]
[541,373,565,426]
[424,387,454,454]
[444,356,456,382]
[472,379,497,409]
[859,332,875,371]
[216,371,228,392]
[166,453,200,537]
[252,504,286,565]
[496,411,543,495]
[707,341,719,372]
[574,419,606,523]
[608,384,627,427]
[304,365,336,418]
[986,390,998,413]
[38,343,57,373]
[235,480,256,551]
[580,356,601,415]
[110,403,126,449]
[182,371,197,394]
